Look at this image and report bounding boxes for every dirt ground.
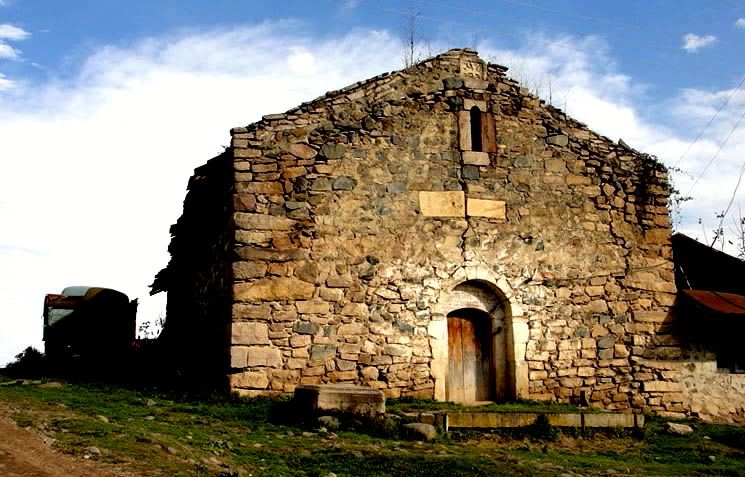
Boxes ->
[0,414,130,477]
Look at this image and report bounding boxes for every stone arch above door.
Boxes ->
[429,274,529,402]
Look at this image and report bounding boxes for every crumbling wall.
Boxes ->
[152,153,234,386]
[223,49,680,415]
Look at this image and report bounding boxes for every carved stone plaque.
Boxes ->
[460,59,486,79]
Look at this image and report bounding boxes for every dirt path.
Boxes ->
[0,415,131,477]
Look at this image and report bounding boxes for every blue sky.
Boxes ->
[1,0,744,365]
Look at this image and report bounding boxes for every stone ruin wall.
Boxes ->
[217,49,690,416]
[154,154,235,383]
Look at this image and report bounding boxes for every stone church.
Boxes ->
[152,49,745,422]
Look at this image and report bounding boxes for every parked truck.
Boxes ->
[43,286,138,362]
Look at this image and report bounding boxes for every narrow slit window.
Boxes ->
[470,106,483,152]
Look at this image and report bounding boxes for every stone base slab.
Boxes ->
[441,411,644,431]
[294,384,385,415]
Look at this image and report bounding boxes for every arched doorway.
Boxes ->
[435,279,510,403]
[447,308,494,402]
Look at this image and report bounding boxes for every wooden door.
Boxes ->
[447,312,494,403]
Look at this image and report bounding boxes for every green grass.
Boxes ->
[1,378,745,476]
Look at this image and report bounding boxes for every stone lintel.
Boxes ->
[419,191,465,217]
[467,199,506,219]
[463,99,487,111]
[462,151,490,166]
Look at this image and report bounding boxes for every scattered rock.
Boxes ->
[144,399,157,407]
[166,446,179,455]
[96,415,109,424]
[708,455,717,463]
[318,415,341,430]
[664,422,694,435]
[84,446,101,456]
[403,423,437,441]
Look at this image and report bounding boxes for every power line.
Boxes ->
[494,0,644,32]
[409,0,612,41]
[686,105,745,197]
[353,1,704,76]
[410,0,693,61]
[356,2,592,55]
[673,74,745,170]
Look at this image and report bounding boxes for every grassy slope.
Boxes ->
[1,378,744,477]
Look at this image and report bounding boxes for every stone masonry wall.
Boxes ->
[678,349,745,424]
[221,49,687,415]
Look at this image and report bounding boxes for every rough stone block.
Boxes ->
[643,381,682,393]
[296,300,330,315]
[294,384,385,415]
[246,347,282,367]
[566,175,592,186]
[310,344,337,361]
[232,304,272,320]
[234,213,295,231]
[230,346,247,369]
[293,321,322,335]
[231,322,270,345]
[289,143,317,159]
[234,148,262,158]
[229,371,269,389]
[235,246,306,262]
[233,262,268,279]
[466,199,506,219]
[327,274,354,288]
[633,311,671,323]
[319,287,344,301]
[341,303,368,317]
[419,191,465,217]
[237,182,284,195]
[384,344,411,357]
[338,323,368,335]
[546,135,569,146]
[290,334,312,348]
[234,278,315,302]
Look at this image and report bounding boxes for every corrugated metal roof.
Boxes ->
[682,289,745,315]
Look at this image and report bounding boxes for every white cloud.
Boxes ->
[0,72,14,90]
[0,24,30,41]
[682,33,717,52]
[736,18,745,29]
[0,42,19,59]
[0,23,402,365]
[287,47,316,74]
